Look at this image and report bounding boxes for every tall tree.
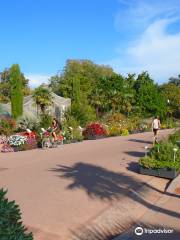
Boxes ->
[160,83,180,118]
[0,68,30,103]
[134,72,166,118]
[10,64,23,119]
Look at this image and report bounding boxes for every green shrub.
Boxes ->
[139,131,180,170]
[0,118,16,136]
[17,116,40,132]
[0,188,33,239]
[121,129,129,136]
[39,114,53,129]
[168,129,180,144]
[71,102,96,127]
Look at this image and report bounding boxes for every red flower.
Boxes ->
[83,123,107,139]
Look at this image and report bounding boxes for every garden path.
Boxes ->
[0,129,174,240]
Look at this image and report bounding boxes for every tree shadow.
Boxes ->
[50,163,180,218]
[70,219,180,240]
[0,168,8,172]
[128,139,152,144]
[124,151,145,158]
[50,163,145,201]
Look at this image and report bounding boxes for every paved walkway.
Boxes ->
[114,175,180,240]
[0,129,176,240]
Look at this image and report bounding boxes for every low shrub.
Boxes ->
[17,116,40,132]
[121,129,129,136]
[83,123,107,139]
[39,114,53,129]
[0,188,33,239]
[0,118,16,136]
[139,130,180,170]
[168,129,180,145]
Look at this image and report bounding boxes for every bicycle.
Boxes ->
[40,129,63,149]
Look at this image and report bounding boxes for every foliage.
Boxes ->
[0,68,30,104]
[83,123,107,139]
[1,143,14,153]
[49,60,180,126]
[160,83,180,118]
[121,129,129,136]
[10,64,23,119]
[70,101,96,127]
[39,114,53,129]
[139,131,180,170]
[17,116,40,132]
[134,72,167,118]
[168,129,180,145]
[161,118,176,129]
[32,86,53,114]
[169,74,180,87]
[62,115,83,142]
[8,135,27,146]
[0,188,33,239]
[0,118,16,136]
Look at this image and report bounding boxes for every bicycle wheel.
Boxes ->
[42,139,50,149]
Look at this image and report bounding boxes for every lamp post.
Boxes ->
[144,146,149,156]
[173,148,178,162]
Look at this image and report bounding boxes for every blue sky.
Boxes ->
[0,0,180,86]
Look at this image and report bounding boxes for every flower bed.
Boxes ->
[1,133,38,153]
[139,130,180,179]
[83,123,107,140]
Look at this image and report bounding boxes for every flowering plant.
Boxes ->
[1,143,14,153]
[83,123,107,139]
[8,135,27,147]
[0,135,7,144]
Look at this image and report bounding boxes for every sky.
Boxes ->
[0,0,180,87]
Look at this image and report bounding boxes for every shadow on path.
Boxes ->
[71,221,180,240]
[128,139,152,144]
[50,163,180,217]
[124,151,145,158]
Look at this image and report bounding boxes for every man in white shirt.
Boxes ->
[152,116,161,144]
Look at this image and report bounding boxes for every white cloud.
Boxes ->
[106,0,180,83]
[115,0,180,32]
[25,74,51,88]
[108,17,180,82]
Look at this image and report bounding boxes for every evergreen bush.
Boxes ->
[0,188,33,240]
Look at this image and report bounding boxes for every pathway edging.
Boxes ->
[112,174,180,240]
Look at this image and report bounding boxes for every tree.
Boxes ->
[32,86,53,115]
[0,68,30,103]
[169,75,180,87]
[49,59,114,122]
[160,83,180,118]
[10,64,23,119]
[134,72,166,118]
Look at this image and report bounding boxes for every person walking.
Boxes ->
[152,116,161,144]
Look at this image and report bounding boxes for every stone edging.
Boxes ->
[112,174,180,240]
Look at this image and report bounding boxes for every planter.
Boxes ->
[139,165,179,179]
[87,135,106,140]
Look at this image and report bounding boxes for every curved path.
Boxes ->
[0,129,174,239]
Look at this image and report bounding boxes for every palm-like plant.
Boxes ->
[32,86,53,115]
